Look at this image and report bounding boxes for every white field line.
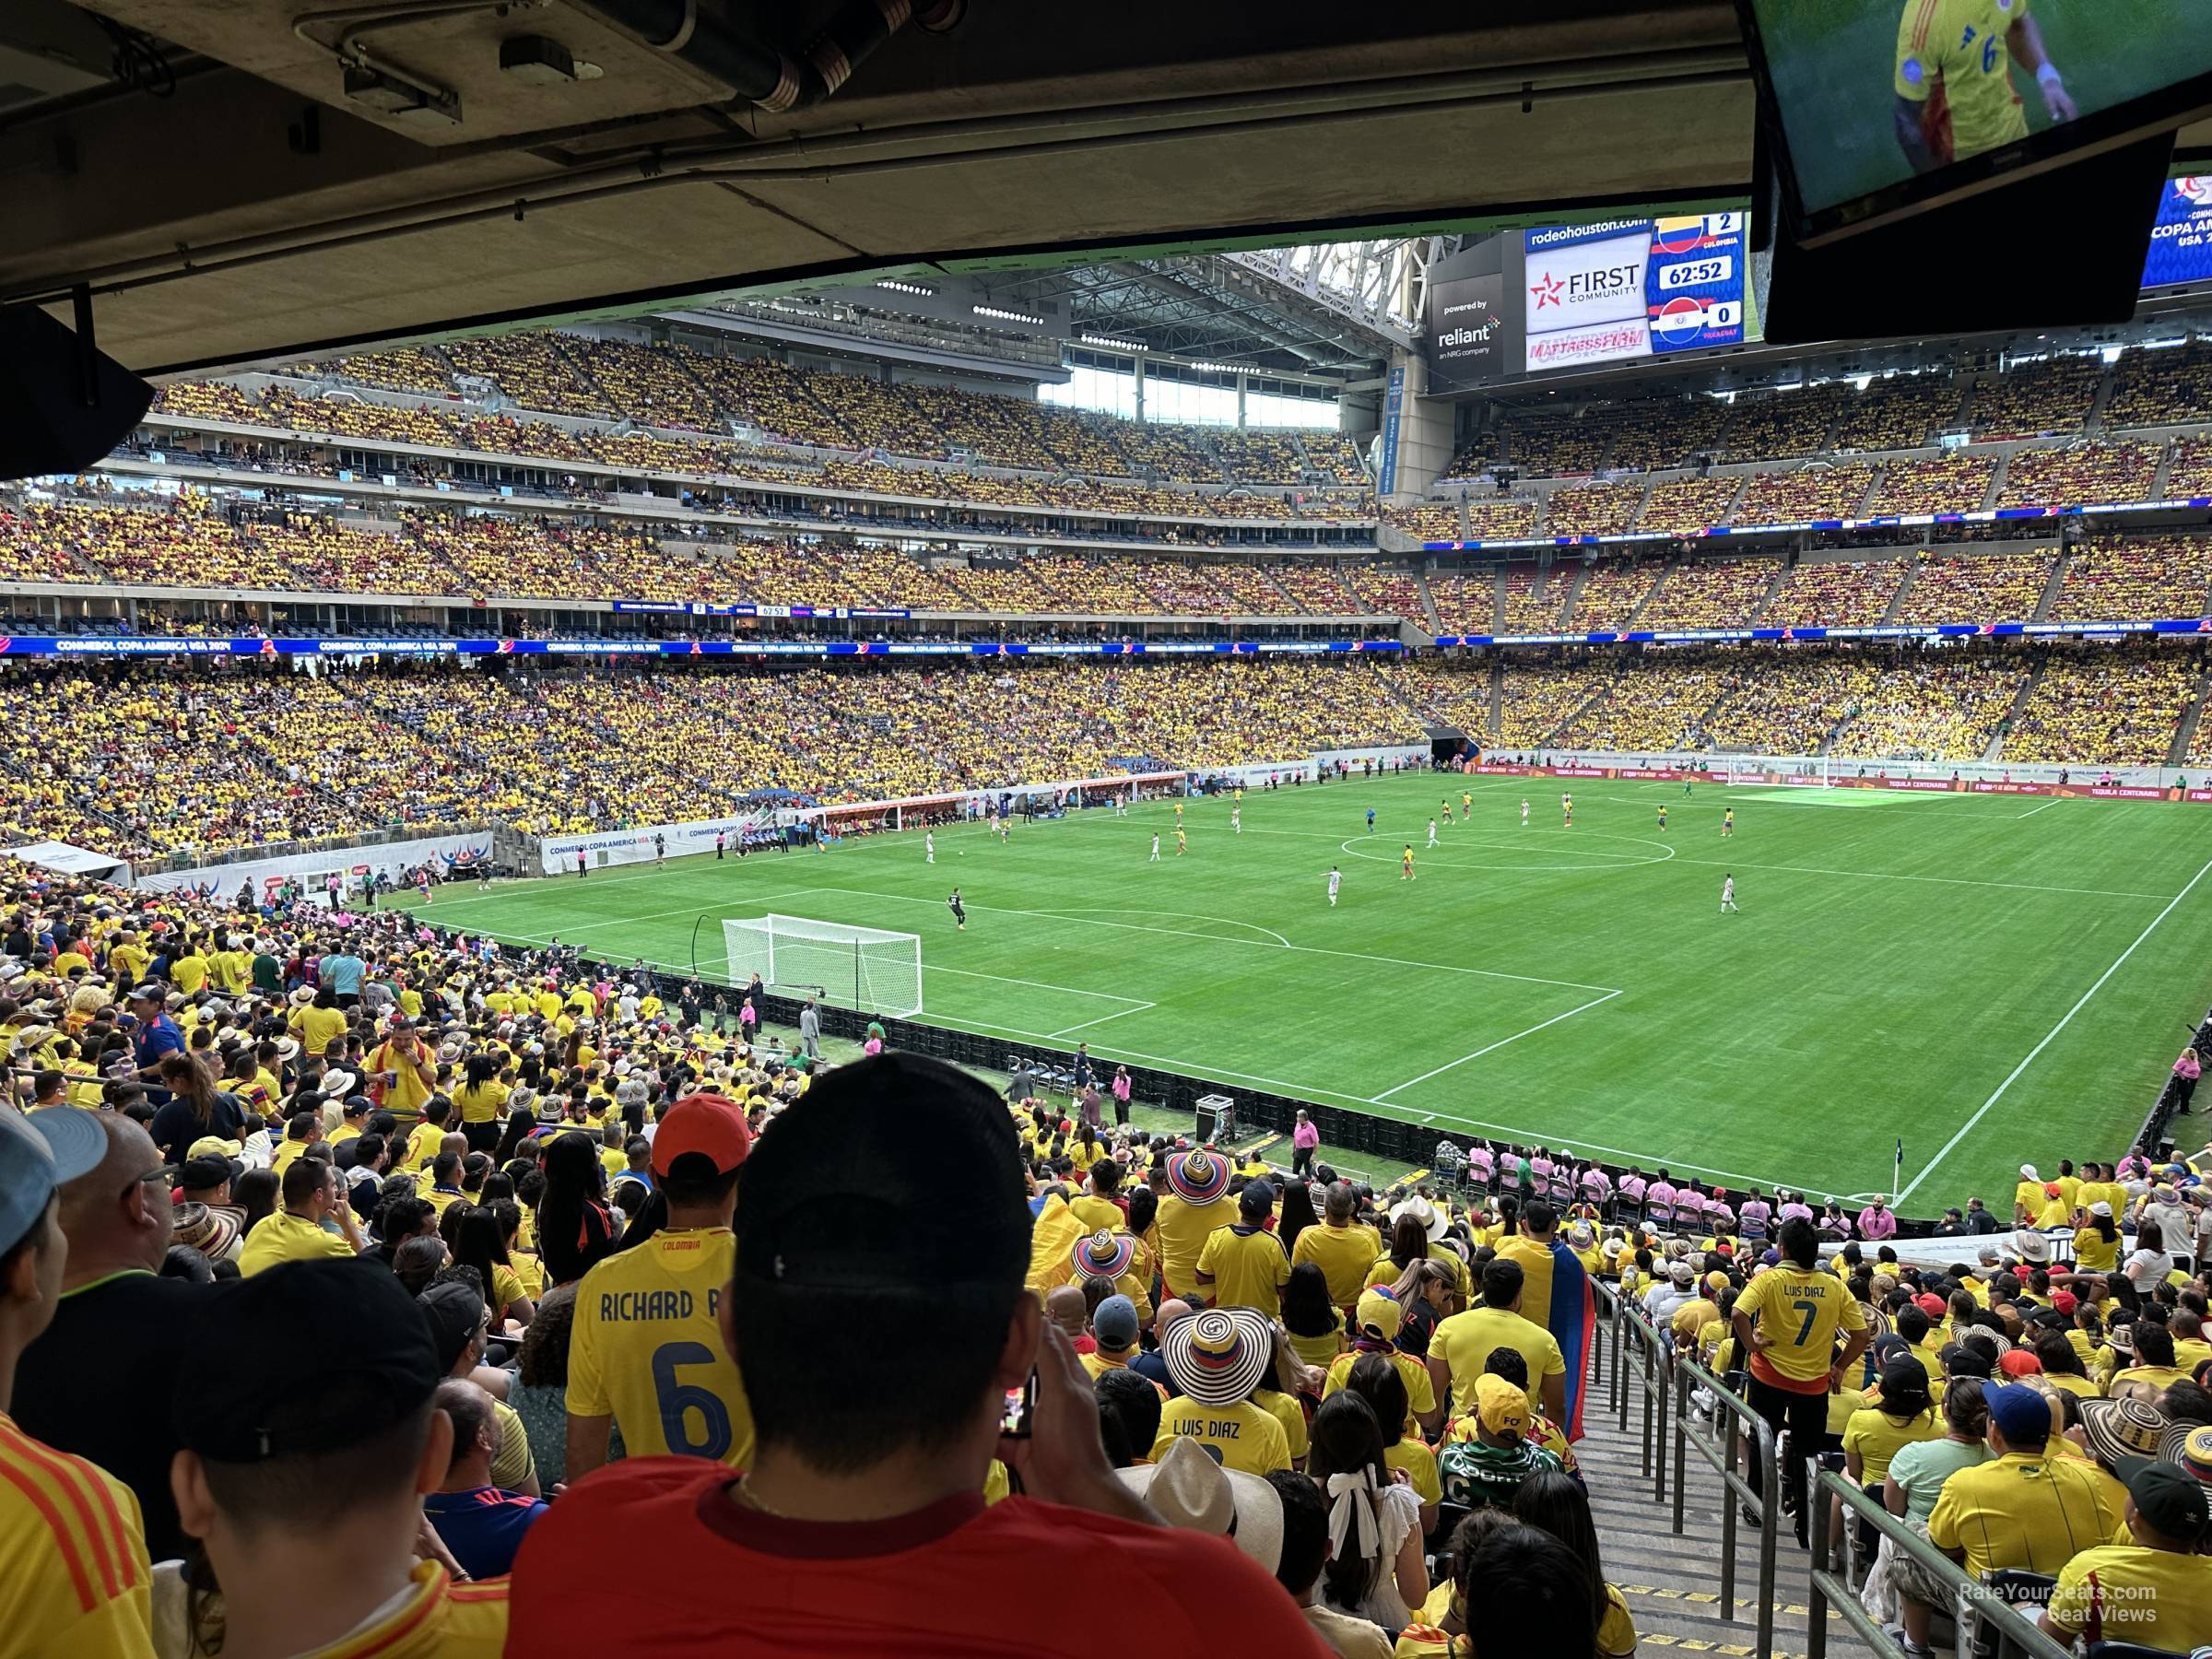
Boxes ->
[1373,991,1624,1100]
[924,964,1147,1005]
[1894,853,2212,1204]
[2017,800,2059,818]
[1044,1001,1159,1040]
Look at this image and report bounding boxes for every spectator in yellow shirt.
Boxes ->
[238,1160,366,1277]
[2040,1457,2212,1653]
[0,1104,156,1659]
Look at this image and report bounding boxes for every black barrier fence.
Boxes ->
[2136,1008,2211,1161]
[437,928,2200,1227]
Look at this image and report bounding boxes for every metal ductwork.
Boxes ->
[571,0,960,115]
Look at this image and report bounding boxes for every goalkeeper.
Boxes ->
[946,888,967,932]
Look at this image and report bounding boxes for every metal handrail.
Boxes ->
[1593,1279,1781,1659]
[1671,1347,1781,1659]
[1806,1468,2078,1659]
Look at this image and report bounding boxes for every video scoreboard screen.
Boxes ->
[2144,175,2212,288]
[1522,214,1750,372]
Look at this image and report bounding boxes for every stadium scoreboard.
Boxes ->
[1423,213,1754,392]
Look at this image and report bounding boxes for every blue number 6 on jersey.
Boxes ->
[652,1340,735,1459]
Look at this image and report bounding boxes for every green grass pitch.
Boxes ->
[1752,0,2202,214]
[428,774,2212,1215]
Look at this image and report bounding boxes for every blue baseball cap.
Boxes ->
[1985,1382,2054,1447]
[0,1107,107,1255]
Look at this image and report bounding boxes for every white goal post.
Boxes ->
[722,913,924,1018]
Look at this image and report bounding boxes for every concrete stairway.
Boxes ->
[1576,1334,1866,1659]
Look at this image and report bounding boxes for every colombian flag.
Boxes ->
[1544,1239,1596,1442]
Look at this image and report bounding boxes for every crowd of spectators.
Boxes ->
[1719,384,1847,461]
[1696,650,1880,755]
[1427,574,1500,636]
[1562,558,1665,631]
[1867,454,1997,517]
[1492,658,1617,747]
[1636,555,1780,631]
[1385,504,1465,544]
[1970,356,2105,441]
[0,655,1428,859]
[1763,556,1909,629]
[2050,535,2212,624]
[1732,464,1877,525]
[2104,338,2212,430]
[1997,443,2162,511]
[1830,373,1965,452]
[0,807,2208,1659]
[1893,550,2059,627]
[1827,655,2029,761]
[2005,646,2201,766]
[1636,477,1742,538]
[1605,400,1732,474]
[1498,569,1571,636]
[1554,659,1723,752]
[1543,483,1647,540]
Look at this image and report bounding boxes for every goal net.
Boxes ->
[721,913,923,1018]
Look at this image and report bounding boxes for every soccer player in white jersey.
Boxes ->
[1721,874,1739,914]
[1521,798,1530,827]
[925,830,935,865]
[1427,818,1440,848]
[1231,805,1241,835]
[1327,866,1341,906]
[1148,832,1160,863]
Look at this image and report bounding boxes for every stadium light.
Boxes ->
[876,278,935,297]
[972,304,1044,325]
[1080,333,1146,352]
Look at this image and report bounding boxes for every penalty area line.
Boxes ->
[1373,990,1624,1100]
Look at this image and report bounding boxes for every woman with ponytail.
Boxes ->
[1305,1391,1428,1635]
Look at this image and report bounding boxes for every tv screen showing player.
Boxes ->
[1742,1,2212,239]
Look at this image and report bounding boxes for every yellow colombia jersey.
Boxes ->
[1896,0,2031,164]
[568,1227,754,1467]
[1737,1262,1867,1390]
[0,1413,155,1658]
[297,1561,508,1659]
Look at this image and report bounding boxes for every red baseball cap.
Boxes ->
[651,1092,754,1178]
[1914,1293,1947,1321]
[1997,1348,2043,1378]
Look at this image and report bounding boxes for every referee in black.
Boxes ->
[946,888,967,932]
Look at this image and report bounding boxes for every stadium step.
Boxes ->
[1985,661,2046,763]
[1572,1379,1868,1659]
[2030,547,2071,624]
[1746,559,1793,628]
[1414,568,1443,635]
[2171,671,2212,767]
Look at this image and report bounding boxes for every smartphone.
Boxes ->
[999,1371,1036,1439]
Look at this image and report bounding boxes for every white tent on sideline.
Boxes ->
[4,841,135,887]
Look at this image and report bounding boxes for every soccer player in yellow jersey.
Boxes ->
[171,1259,510,1659]
[0,1107,155,1659]
[1733,1217,1870,1546]
[1402,845,1416,881]
[567,1096,755,1477]
[1894,0,2076,174]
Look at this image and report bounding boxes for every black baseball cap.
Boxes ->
[735,1053,1027,1296]
[172,1261,440,1463]
[178,1154,239,1192]
[418,1279,486,1372]
[2114,1455,2211,1542]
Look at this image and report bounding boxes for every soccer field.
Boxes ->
[1754,0,2198,215]
[429,774,2212,1214]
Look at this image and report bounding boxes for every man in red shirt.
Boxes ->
[508,1053,1327,1656]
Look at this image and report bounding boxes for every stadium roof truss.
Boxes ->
[977,244,1423,382]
